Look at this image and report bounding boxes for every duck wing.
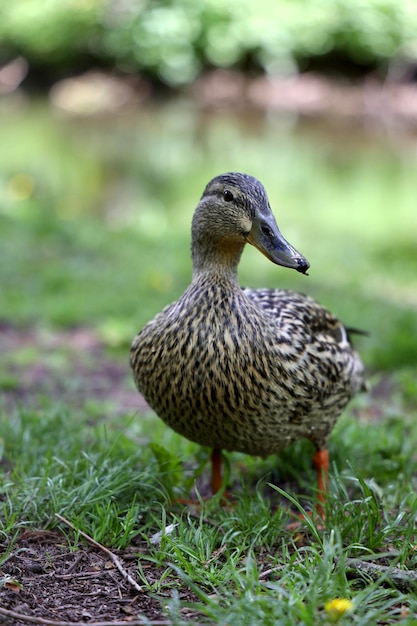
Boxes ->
[243,287,360,347]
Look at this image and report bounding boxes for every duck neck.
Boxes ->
[191,238,244,285]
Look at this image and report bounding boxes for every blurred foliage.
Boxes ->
[0,0,101,66]
[1,0,417,85]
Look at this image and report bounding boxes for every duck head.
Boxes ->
[192,172,310,275]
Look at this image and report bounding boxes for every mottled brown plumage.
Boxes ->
[131,173,364,500]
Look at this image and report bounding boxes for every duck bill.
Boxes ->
[246,214,310,275]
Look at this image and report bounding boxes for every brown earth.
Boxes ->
[0,529,200,625]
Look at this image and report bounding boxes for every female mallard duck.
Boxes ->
[131,172,364,508]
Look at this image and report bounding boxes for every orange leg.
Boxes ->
[211,448,223,493]
[312,448,329,518]
[173,449,223,506]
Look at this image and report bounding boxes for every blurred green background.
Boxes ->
[1,0,417,85]
[1,0,417,376]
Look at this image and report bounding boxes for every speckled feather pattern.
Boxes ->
[131,173,364,458]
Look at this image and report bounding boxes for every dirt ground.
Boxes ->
[0,529,195,625]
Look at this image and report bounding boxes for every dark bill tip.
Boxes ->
[296,258,310,275]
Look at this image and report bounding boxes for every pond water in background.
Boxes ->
[2,97,416,238]
[0,95,416,367]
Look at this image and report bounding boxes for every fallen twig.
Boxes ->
[55,513,144,593]
[54,569,111,580]
[258,564,286,580]
[0,605,170,625]
[61,551,84,576]
[344,557,417,593]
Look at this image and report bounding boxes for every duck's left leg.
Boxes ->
[211,448,223,493]
[312,448,329,517]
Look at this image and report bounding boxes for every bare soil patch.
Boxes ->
[0,529,198,625]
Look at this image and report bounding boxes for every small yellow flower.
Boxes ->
[324,598,353,622]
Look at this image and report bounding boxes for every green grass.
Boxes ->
[1,386,417,623]
[1,99,417,623]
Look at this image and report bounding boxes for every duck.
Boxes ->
[130,172,365,510]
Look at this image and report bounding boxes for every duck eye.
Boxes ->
[223,189,234,202]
